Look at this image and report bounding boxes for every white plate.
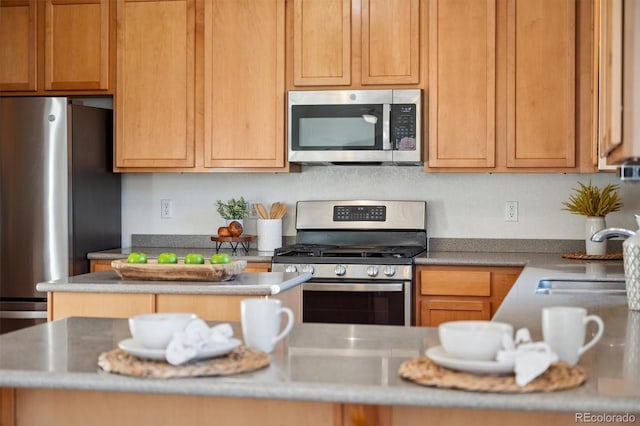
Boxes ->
[118,338,242,362]
[425,346,514,375]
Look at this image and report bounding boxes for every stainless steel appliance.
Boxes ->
[271,200,427,326]
[0,97,121,334]
[287,89,422,165]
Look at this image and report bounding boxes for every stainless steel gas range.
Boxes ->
[271,200,427,326]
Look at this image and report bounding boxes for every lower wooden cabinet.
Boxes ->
[414,265,522,327]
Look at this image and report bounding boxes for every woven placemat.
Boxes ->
[98,346,269,379]
[398,357,586,393]
[561,252,623,260]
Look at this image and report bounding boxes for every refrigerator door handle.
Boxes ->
[0,311,48,319]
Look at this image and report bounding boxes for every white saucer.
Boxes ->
[118,338,242,362]
[425,346,514,375]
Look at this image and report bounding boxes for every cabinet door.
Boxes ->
[0,0,37,91]
[204,0,285,169]
[427,0,496,168]
[115,0,196,169]
[360,0,420,85]
[420,299,491,327]
[49,292,154,320]
[506,0,575,168]
[44,0,110,90]
[156,294,245,322]
[293,0,351,86]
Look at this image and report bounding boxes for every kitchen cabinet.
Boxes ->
[203,0,285,168]
[427,0,595,172]
[114,0,196,169]
[48,284,298,322]
[290,0,424,87]
[115,0,289,172]
[414,265,521,327]
[0,0,113,94]
[48,292,155,320]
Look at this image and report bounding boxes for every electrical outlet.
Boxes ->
[505,201,518,222]
[161,199,173,219]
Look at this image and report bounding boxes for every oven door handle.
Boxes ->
[303,282,404,292]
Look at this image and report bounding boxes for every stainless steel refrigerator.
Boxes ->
[0,97,121,334]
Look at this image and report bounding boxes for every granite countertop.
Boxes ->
[0,311,638,413]
[10,238,637,412]
[36,270,312,296]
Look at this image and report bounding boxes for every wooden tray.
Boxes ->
[98,346,269,378]
[111,259,246,282]
[561,252,623,260]
[398,357,586,393]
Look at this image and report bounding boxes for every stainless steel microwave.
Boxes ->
[287,89,422,165]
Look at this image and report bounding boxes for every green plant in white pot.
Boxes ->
[561,181,623,255]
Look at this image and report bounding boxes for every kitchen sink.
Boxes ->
[536,278,626,295]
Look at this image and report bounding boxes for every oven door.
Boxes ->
[302,281,411,326]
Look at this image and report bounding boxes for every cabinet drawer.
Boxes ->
[420,270,491,296]
[420,299,491,327]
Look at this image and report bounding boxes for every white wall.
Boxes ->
[120,167,640,247]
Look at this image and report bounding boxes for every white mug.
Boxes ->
[542,306,604,365]
[241,298,294,353]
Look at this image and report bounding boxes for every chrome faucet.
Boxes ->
[591,214,640,241]
[591,228,637,242]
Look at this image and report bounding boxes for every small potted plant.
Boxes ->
[215,197,251,225]
[561,181,623,255]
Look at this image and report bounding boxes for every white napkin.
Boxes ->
[165,319,234,366]
[497,328,559,387]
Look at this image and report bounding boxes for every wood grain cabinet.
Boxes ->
[0,0,113,94]
[290,0,423,87]
[414,265,522,327]
[115,0,287,172]
[427,0,594,172]
[203,0,285,169]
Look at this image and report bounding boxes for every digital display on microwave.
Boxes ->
[299,117,376,148]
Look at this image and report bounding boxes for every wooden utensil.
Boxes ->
[255,203,269,219]
[269,201,280,219]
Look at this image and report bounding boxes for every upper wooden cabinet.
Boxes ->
[290,0,423,88]
[203,0,285,168]
[0,0,113,94]
[115,0,287,172]
[427,0,595,172]
[115,0,196,169]
[292,0,351,86]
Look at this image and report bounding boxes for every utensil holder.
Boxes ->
[257,219,282,252]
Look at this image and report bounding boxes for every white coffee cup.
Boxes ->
[542,306,604,365]
[241,298,294,353]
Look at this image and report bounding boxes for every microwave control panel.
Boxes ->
[390,104,417,151]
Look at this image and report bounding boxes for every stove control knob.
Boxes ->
[383,266,396,277]
[366,266,379,277]
[285,264,298,273]
[334,265,347,276]
[301,265,315,274]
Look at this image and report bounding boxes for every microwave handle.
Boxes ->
[382,104,391,150]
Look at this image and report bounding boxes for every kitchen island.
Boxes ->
[36,270,311,322]
[1,302,638,424]
[2,254,638,425]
